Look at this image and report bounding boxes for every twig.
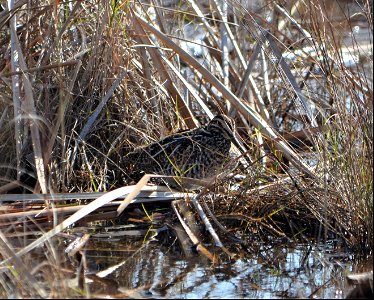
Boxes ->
[8,0,22,181]
[132,14,198,128]
[191,196,234,258]
[0,60,80,77]
[9,2,48,193]
[171,199,216,262]
[78,69,128,142]
[260,32,318,127]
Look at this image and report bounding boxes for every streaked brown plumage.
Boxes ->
[124,115,240,186]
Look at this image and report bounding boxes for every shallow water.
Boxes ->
[75,222,371,299]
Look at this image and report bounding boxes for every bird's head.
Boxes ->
[207,114,236,141]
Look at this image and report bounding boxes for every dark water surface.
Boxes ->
[73,222,371,299]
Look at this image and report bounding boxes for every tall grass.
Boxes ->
[0,0,372,297]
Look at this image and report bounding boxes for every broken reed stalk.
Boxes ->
[8,0,22,182]
[171,199,216,263]
[0,180,192,264]
[9,10,47,194]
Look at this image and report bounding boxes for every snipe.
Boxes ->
[124,115,242,187]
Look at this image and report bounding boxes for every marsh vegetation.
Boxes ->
[0,0,372,298]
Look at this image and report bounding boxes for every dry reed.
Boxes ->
[0,0,372,297]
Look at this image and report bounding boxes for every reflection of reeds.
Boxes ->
[0,0,372,297]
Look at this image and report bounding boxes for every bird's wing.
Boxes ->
[126,128,212,162]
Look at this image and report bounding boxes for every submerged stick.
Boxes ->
[191,197,234,258]
[172,199,216,263]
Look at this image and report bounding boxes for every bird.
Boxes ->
[123,114,243,188]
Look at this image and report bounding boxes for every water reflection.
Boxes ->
[81,224,367,299]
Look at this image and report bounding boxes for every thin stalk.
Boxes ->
[8,0,22,181]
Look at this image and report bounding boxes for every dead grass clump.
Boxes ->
[203,177,360,249]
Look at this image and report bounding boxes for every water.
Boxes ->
[75,223,370,299]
